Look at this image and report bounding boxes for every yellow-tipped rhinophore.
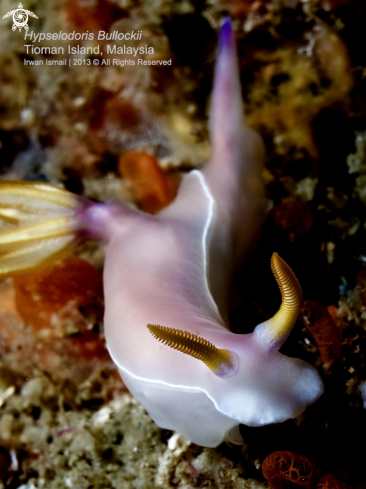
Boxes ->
[261,252,303,345]
[147,324,238,378]
[0,181,80,277]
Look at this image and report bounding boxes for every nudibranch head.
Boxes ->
[104,250,323,447]
[147,252,304,373]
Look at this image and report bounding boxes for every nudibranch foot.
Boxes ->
[200,17,268,317]
[147,324,239,378]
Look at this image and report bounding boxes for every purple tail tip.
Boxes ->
[220,17,233,48]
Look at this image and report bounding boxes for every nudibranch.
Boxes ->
[0,19,323,447]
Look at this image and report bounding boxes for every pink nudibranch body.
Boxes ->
[90,19,323,446]
[0,19,323,447]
